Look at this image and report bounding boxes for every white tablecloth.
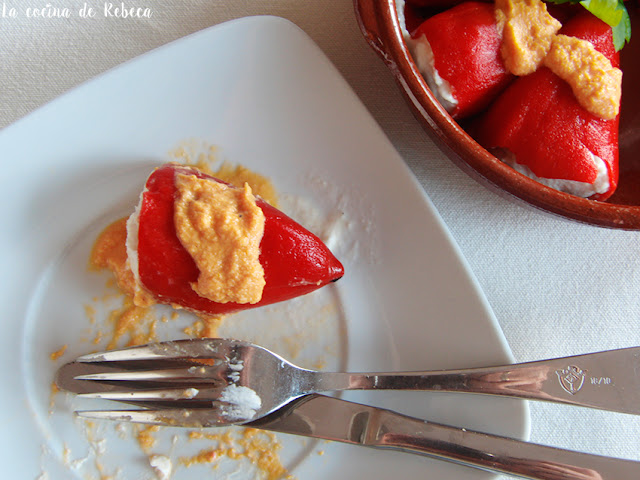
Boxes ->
[3,1,639,478]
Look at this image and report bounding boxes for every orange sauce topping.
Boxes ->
[174,174,266,304]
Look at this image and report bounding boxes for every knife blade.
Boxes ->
[248,394,640,480]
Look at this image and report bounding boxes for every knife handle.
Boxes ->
[254,394,640,480]
[318,347,640,415]
[374,408,640,480]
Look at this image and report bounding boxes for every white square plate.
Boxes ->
[0,16,527,479]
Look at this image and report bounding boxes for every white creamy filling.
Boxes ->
[501,150,610,197]
[125,188,145,292]
[395,0,457,113]
[406,35,458,113]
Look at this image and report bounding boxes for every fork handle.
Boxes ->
[312,347,640,415]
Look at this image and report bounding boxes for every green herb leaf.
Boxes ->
[579,0,631,50]
[544,0,579,4]
[610,2,632,50]
[580,0,622,26]
[543,0,631,50]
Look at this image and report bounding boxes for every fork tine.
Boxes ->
[74,365,226,383]
[77,344,177,362]
[75,408,235,427]
[77,338,233,363]
[79,386,224,402]
[76,401,259,427]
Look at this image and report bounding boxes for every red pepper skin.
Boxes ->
[474,13,619,200]
[411,2,512,119]
[136,164,344,316]
[405,0,474,9]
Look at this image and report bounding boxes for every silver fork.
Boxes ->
[58,338,640,425]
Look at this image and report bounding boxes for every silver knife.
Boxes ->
[248,394,640,480]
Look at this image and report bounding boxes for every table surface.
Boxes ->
[2,1,639,479]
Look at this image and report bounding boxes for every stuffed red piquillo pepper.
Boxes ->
[474,12,620,200]
[128,163,344,316]
[408,1,513,119]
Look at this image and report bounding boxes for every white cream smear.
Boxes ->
[149,454,173,480]
[125,188,143,295]
[407,36,458,113]
[227,359,244,382]
[218,384,262,421]
[395,0,458,113]
[502,150,610,197]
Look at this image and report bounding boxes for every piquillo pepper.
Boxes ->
[134,163,344,316]
[410,1,513,119]
[474,13,620,200]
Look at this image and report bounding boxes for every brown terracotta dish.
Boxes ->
[355,0,640,229]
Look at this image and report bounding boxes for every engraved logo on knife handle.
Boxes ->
[555,365,586,395]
